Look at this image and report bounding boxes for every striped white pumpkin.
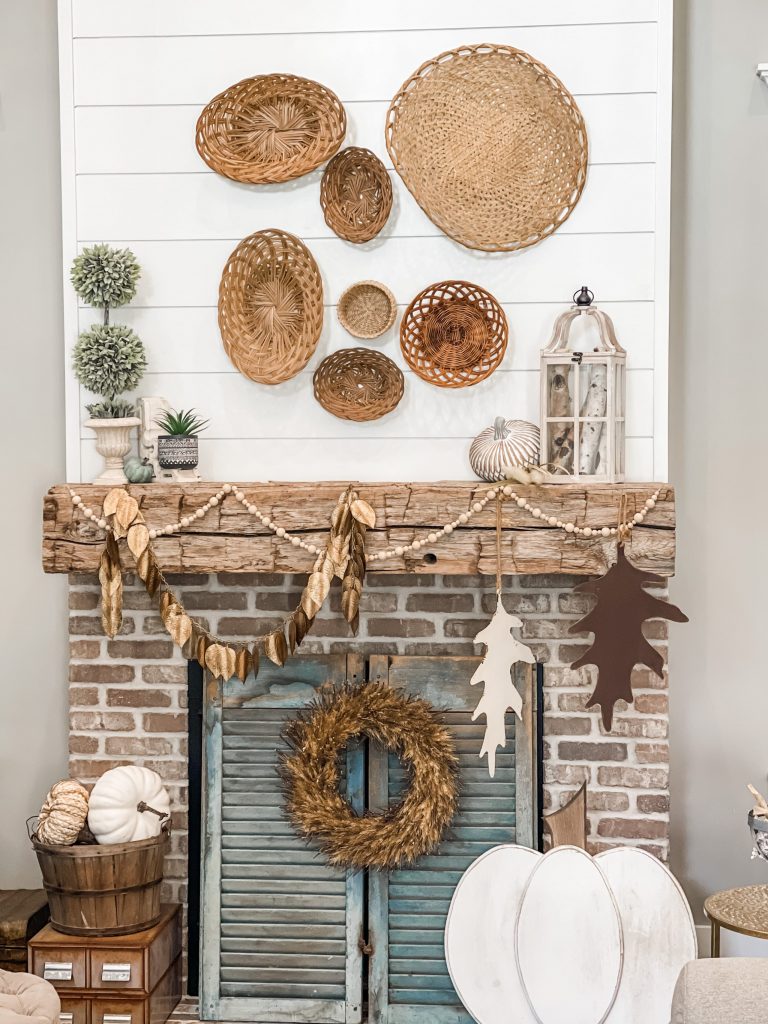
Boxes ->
[469,417,540,482]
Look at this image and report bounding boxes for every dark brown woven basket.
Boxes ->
[313,348,404,421]
[320,147,393,243]
[219,229,324,384]
[400,280,508,388]
[196,74,346,184]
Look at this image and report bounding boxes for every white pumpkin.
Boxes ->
[469,417,540,482]
[88,766,170,845]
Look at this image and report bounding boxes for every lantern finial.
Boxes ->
[573,285,594,307]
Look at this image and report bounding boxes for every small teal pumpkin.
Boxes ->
[124,457,154,483]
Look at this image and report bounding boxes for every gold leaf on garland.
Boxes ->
[166,609,193,648]
[159,591,175,619]
[250,644,260,679]
[234,647,252,683]
[135,547,152,582]
[292,608,311,646]
[127,522,150,560]
[102,488,125,518]
[196,633,210,667]
[350,498,376,528]
[145,561,161,597]
[287,617,297,654]
[114,492,140,530]
[265,629,288,667]
[98,533,123,639]
[205,643,236,681]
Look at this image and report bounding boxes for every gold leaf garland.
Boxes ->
[96,486,372,681]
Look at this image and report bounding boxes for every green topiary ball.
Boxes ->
[73,323,147,399]
[70,244,141,308]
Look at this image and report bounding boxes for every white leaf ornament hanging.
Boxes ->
[471,594,535,777]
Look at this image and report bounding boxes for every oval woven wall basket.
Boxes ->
[320,147,393,243]
[386,44,588,252]
[400,280,508,388]
[196,74,346,184]
[219,229,324,385]
[337,281,397,339]
[313,348,405,421]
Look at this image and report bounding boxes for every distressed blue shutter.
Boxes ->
[201,654,365,1024]
[368,655,536,1024]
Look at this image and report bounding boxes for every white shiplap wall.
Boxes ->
[58,0,672,483]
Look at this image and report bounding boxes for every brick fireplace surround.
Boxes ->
[67,567,671,920]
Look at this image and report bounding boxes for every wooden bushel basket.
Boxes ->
[31,828,169,936]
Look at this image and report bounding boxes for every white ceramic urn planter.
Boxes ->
[85,416,141,484]
[445,844,696,1024]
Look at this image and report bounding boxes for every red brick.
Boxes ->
[600,717,667,739]
[70,640,101,659]
[217,572,305,587]
[443,618,485,639]
[405,593,474,613]
[107,639,174,659]
[216,616,282,636]
[69,573,98,586]
[585,791,630,812]
[635,742,670,764]
[557,593,593,615]
[544,666,594,688]
[71,615,134,636]
[69,686,99,706]
[105,736,174,756]
[480,592,550,614]
[70,711,135,732]
[403,641,476,656]
[522,618,573,640]
[559,741,626,761]
[253,591,302,612]
[520,574,582,588]
[143,713,187,733]
[558,643,592,664]
[634,693,668,714]
[642,619,669,640]
[597,818,669,840]
[142,665,187,684]
[122,590,156,610]
[306,617,356,638]
[558,692,591,712]
[107,688,172,708]
[329,591,398,613]
[69,735,99,754]
[69,759,133,779]
[185,591,249,610]
[69,664,135,683]
[543,764,592,786]
[597,766,668,788]
[545,716,592,736]
[367,618,436,638]
[631,667,668,690]
[164,573,210,586]
[637,794,670,814]
[69,591,100,610]
[367,574,436,588]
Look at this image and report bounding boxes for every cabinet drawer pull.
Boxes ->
[59,1014,74,1024]
[101,963,132,982]
[102,1015,132,1024]
[44,962,73,981]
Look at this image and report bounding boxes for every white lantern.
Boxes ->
[539,287,626,483]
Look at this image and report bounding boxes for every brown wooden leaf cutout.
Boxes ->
[568,545,688,730]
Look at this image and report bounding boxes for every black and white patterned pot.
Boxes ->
[157,435,199,469]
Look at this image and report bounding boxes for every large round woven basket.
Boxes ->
[386,44,588,252]
[196,74,346,184]
[400,280,508,388]
[320,147,393,243]
[338,281,397,339]
[219,229,324,385]
[313,348,404,421]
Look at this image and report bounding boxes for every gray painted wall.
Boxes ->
[669,0,768,916]
[0,0,765,921]
[0,0,68,884]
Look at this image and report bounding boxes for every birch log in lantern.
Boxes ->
[540,287,626,483]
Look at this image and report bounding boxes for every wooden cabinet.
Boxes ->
[29,905,181,1024]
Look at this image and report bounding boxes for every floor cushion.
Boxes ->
[672,958,768,1023]
[0,971,60,1024]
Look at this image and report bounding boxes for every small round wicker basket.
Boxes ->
[400,280,508,388]
[196,74,346,184]
[337,281,397,339]
[218,229,324,385]
[313,348,404,422]
[320,147,393,243]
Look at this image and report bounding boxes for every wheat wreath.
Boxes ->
[280,681,459,870]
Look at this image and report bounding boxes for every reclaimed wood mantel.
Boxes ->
[43,482,676,577]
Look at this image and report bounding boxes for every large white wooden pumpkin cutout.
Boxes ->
[515,847,623,1024]
[445,844,540,1024]
[597,847,697,1024]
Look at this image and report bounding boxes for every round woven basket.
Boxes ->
[400,280,508,388]
[320,147,393,243]
[313,348,404,421]
[386,44,588,252]
[219,229,324,384]
[196,74,346,184]
[337,281,397,339]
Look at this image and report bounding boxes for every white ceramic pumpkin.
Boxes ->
[469,417,540,482]
[88,766,170,845]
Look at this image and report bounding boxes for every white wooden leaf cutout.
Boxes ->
[471,594,535,777]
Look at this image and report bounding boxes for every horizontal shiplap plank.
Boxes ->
[79,435,655,483]
[73,1,658,37]
[75,163,655,240]
[77,299,656,374]
[74,93,657,173]
[73,24,657,106]
[73,234,656,306]
[78,367,653,438]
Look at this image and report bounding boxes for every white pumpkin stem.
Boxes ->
[137,801,169,820]
[492,416,509,441]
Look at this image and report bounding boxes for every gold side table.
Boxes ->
[704,885,768,957]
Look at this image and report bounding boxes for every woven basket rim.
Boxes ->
[337,280,398,339]
[31,827,170,856]
[385,43,588,252]
[313,347,404,421]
